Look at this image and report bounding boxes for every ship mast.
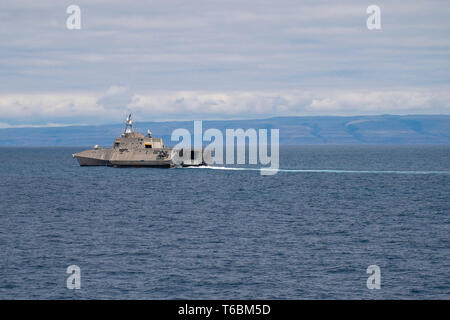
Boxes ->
[124,113,133,134]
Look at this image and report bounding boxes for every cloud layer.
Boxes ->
[1,87,449,125]
[1,0,449,125]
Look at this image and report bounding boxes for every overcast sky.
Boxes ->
[0,0,449,126]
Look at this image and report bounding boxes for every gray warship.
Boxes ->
[73,114,206,168]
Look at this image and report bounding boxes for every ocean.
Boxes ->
[0,146,449,299]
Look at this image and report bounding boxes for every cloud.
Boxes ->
[97,85,133,110]
[0,92,104,124]
[1,1,450,91]
[0,0,449,124]
[0,122,82,129]
[1,88,449,126]
[129,89,450,117]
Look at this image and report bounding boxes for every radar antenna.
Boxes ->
[124,113,133,133]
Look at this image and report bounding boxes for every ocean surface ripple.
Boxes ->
[0,146,449,299]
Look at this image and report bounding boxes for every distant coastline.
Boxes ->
[0,114,449,146]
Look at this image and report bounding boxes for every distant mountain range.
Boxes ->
[1,115,449,146]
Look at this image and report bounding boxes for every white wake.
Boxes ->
[186,166,450,175]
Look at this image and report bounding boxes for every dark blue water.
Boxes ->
[0,146,449,299]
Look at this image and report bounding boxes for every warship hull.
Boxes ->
[108,159,173,168]
[73,148,207,168]
[74,156,174,167]
[75,156,109,166]
[73,148,176,168]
